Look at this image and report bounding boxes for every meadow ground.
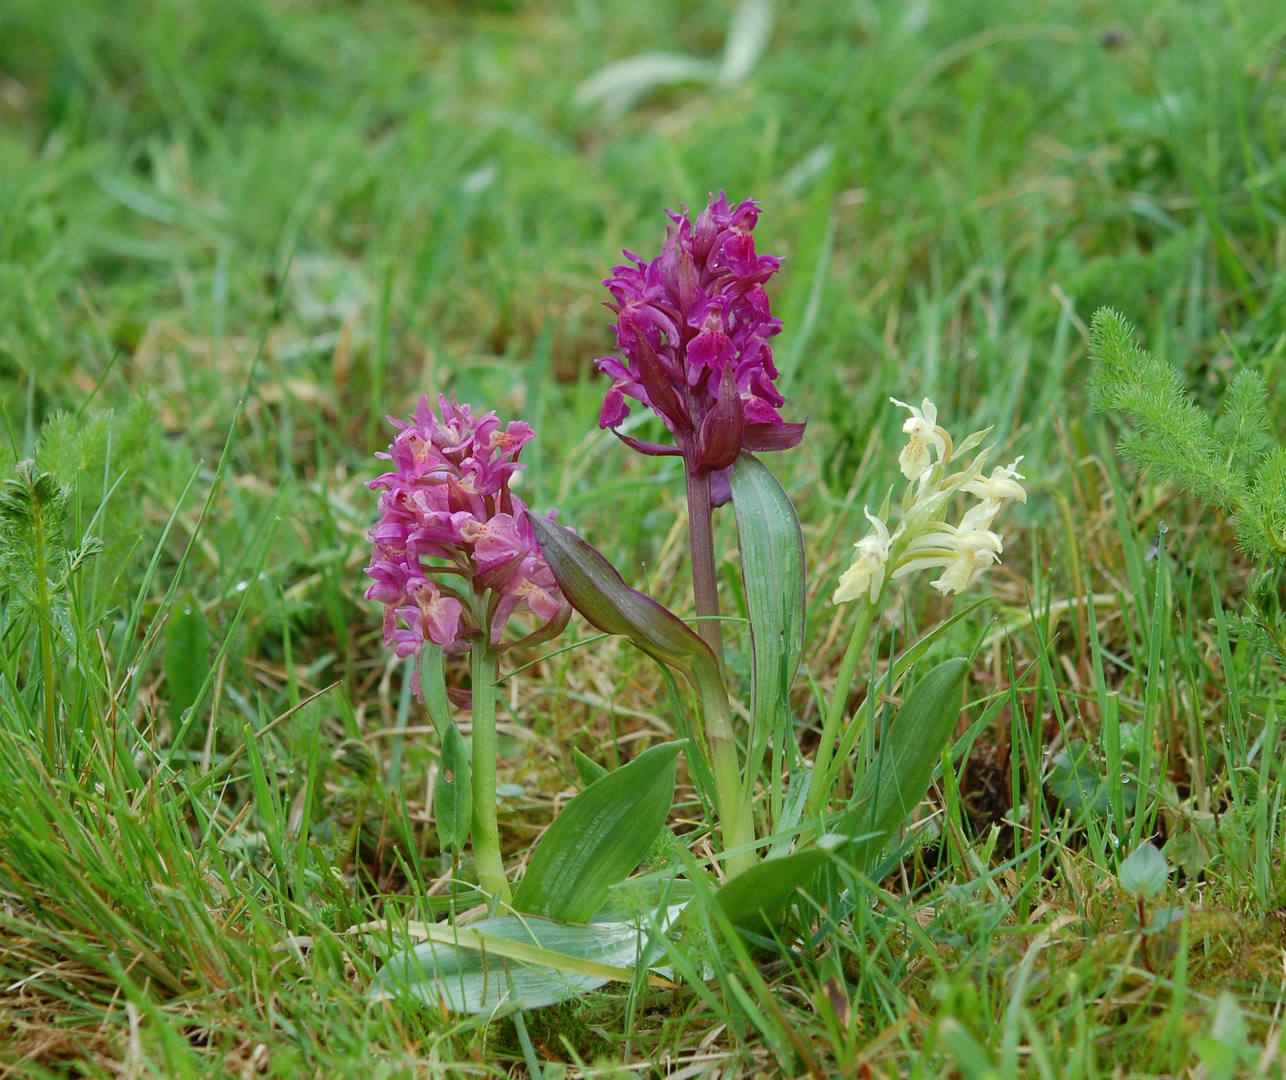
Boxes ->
[2,1,1286,1076]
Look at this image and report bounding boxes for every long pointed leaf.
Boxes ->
[839,658,968,870]
[713,846,828,931]
[728,452,805,822]
[434,722,472,852]
[529,516,716,680]
[513,741,685,922]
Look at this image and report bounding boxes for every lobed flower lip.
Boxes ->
[891,397,952,481]
[832,508,898,604]
[595,192,802,468]
[363,394,569,665]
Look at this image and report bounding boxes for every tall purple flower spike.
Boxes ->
[596,193,805,477]
[364,395,569,687]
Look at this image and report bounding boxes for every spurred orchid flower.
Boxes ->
[963,458,1027,504]
[891,397,952,481]
[596,193,805,474]
[892,499,1005,595]
[832,508,898,605]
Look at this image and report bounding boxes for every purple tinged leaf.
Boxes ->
[612,432,684,457]
[696,365,745,471]
[632,330,691,433]
[741,421,807,452]
[529,515,714,676]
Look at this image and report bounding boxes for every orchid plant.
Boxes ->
[363,395,569,903]
[366,194,1025,1014]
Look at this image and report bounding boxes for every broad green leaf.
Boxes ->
[370,915,665,1014]
[164,597,209,723]
[729,452,805,817]
[838,658,968,870]
[573,747,609,787]
[529,516,717,682]
[434,722,471,852]
[712,846,828,931]
[821,600,986,800]
[513,741,685,923]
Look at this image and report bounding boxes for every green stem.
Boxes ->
[33,503,57,765]
[694,662,755,878]
[470,642,511,906]
[808,596,878,817]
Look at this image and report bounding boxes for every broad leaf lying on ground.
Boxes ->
[513,741,685,922]
[369,915,668,1014]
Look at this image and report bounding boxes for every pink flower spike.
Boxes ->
[364,394,569,676]
[596,191,803,469]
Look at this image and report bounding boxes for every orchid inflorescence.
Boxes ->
[363,394,570,904]
[364,393,568,672]
[833,396,1026,606]
[596,193,806,477]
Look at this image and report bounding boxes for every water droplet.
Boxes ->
[235,580,249,593]
[1042,744,1052,755]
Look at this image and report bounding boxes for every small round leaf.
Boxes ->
[1118,842,1168,898]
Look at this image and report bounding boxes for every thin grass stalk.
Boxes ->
[32,501,57,765]
[808,597,877,817]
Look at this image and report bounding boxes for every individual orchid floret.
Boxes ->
[833,508,897,605]
[363,394,570,682]
[595,192,805,474]
[963,458,1027,504]
[891,397,952,481]
[892,500,1005,595]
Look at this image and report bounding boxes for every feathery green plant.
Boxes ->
[1089,308,1286,662]
[0,460,99,763]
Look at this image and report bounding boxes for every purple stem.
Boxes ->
[684,464,725,675]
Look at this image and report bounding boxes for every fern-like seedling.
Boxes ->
[1089,308,1286,660]
[0,459,101,763]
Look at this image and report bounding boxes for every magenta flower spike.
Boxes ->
[596,193,805,474]
[364,394,570,689]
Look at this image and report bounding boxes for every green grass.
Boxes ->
[2,0,1286,1075]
